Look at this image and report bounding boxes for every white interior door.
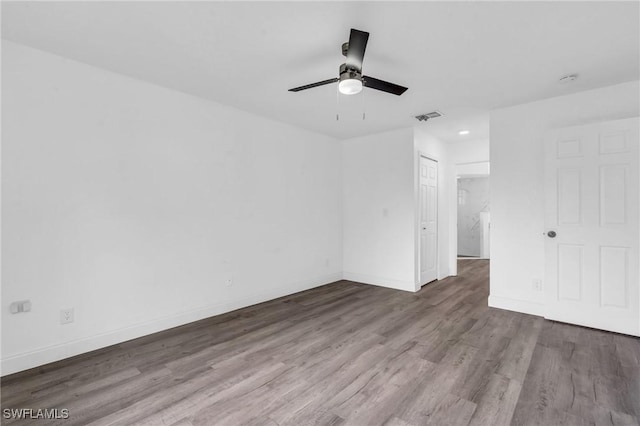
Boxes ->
[544,117,639,336]
[420,156,438,285]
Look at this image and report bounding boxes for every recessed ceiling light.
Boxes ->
[459,130,470,135]
[559,74,578,84]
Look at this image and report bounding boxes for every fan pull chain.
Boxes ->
[362,85,366,120]
[336,86,340,121]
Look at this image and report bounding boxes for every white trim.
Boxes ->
[0,272,342,376]
[488,294,545,317]
[343,271,416,293]
[545,310,639,337]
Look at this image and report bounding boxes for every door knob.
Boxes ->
[547,230,557,238]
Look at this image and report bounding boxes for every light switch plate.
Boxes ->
[10,300,31,314]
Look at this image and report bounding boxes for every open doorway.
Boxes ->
[456,162,490,259]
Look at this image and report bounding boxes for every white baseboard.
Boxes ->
[343,271,416,292]
[488,294,545,317]
[1,272,342,377]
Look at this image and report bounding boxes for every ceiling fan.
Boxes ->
[289,29,408,96]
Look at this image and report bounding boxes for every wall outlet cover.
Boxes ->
[532,279,543,292]
[60,308,74,324]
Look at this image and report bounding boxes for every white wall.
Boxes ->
[342,128,485,292]
[342,128,416,291]
[1,41,343,375]
[490,80,640,316]
[457,162,490,177]
[449,139,490,166]
[343,127,481,292]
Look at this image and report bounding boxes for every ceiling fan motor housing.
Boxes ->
[339,63,362,82]
[341,42,349,57]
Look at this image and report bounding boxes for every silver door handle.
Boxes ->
[547,230,557,238]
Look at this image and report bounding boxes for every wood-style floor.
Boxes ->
[2,260,639,425]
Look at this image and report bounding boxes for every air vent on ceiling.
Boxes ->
[415,111,443,122]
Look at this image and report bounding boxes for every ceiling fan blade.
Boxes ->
[363,76,408,96]
[289,78,339,92]
[345,29,369,71]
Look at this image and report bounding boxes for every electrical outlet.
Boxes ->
[532,279,543,292]
[60,308,74,324]
[225,277,233,287]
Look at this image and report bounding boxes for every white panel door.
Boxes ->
[544,117,639,336]
[420,156,438,285]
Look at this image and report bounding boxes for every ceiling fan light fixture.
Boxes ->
[288,29,407,96]
[338,78,363,95]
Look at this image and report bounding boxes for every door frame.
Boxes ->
[416,153,439,290]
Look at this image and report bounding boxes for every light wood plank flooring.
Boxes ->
[2,260,639,425]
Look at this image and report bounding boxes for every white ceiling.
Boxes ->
[2,1,639,141]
